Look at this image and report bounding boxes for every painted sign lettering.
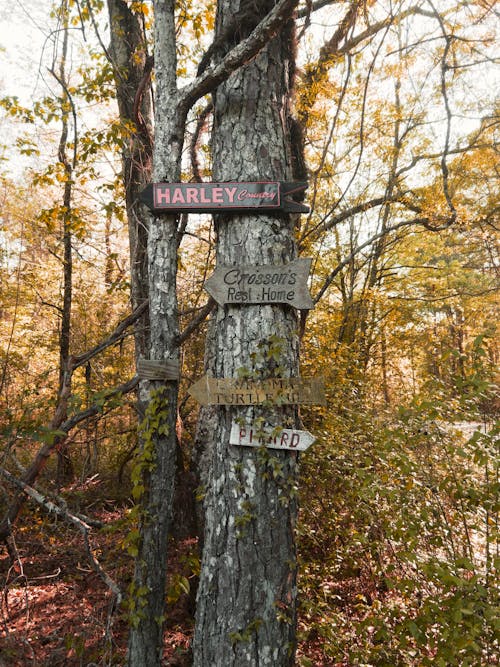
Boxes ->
[229,422,316,452]
[204,258,314,310]
[188,375,325,407]
[140,182,309,214]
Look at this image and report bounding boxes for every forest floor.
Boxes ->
[0,497,339,666]
[0,499,193,667]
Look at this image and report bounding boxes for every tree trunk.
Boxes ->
[192,3,300,664]
[53,1,75,486]
[107,0,153,360]
[126,1,180,664]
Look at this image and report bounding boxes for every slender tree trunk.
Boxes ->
[53,2,75,485]
[126,1,181,664]
[192,3,300,664]
[107,0,153,359]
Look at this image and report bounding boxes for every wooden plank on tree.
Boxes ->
[137,358,179,381]
[229,421,316,451]
[188,375,325,406]
[204,258,314,310]
[140,181,309,213]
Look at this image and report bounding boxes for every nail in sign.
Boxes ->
[230,422,316,452]
[204,258,314,310]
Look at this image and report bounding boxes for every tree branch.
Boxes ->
[300,194,392,244]
[0,467,122,604]
[71,300,148,370]
[297,0,337,20]
[177,298,216,346]
[179,0,299,111]
[0,376,139,542]
[313,218,430,304]
[190,102,213,182]
[338,6,436,56]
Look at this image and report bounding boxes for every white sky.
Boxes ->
[0,0,54,103]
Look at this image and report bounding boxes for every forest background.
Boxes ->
[0,0,498,665]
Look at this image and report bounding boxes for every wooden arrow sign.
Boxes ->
[140,181,309,214]
[188,375,325,407]
[204,258,314,310]
[230,422,316,451]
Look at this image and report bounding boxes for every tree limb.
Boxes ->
[0,467,122,605]
[0,376,139,542]
[179,0,300,111]
[300,194,393,244]
[190,102,213,183]
[313,218,430,304]
[71,300,148,370]
[177,298,216,346]
[297,0,337,20]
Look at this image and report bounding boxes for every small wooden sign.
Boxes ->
[230,422,316,451]
[204,258,314,310]
[137,358,179,381]
[140,181,308,214]
[188,375,325,406]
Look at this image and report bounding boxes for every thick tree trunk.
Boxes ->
[192,3,300,665]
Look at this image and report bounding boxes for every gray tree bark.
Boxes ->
[192,2,301,664]
[107,0,153,359]
[106,0,299,662]
[126,2,180,664]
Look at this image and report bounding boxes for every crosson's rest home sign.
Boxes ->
[140,181,309,214]
[204,258,314,310]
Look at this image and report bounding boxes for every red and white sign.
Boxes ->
[229,422,316,452]
[140,181,308,214]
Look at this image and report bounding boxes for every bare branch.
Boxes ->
[190,102,213,182]
[425,0,457,230]
[61,377,139,433]
[179,0,299,110]
[303,0,361,87]
[313,218,430,304]
[300,195,391,245]
[0,467,122,604]
[338,6,436,56]
[71,300,148,370]
[396,142,497,178]
[297,0,338,20]
[83,0,119,77]
[177,298,216,346]
[300,3,435,116]
[0,376,138,542]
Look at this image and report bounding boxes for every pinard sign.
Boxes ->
[230,422,316,452]
[140,181,308,214]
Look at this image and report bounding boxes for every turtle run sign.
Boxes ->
[140,181,309,214]
[188,375,325,407]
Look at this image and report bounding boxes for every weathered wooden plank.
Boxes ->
[204,258,314,310]
[229,422,316,451]
[137,357,179,381]
[188,375,325,406]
